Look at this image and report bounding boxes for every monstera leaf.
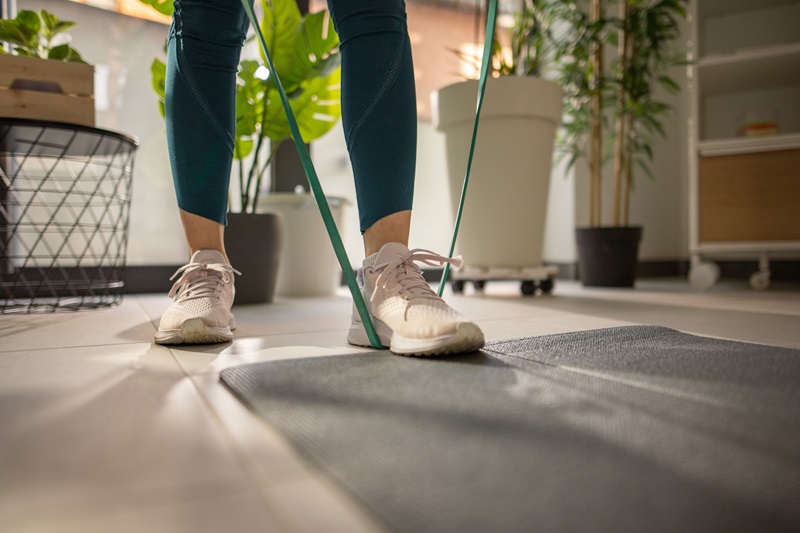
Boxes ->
[138,0,342,211]
[263,66,342,142]
[259,0,303,91]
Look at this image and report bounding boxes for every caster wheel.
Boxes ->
[750,271,770,291]
[473,280,486,291]
[521,280,536,296]
[689,261,719,291]
[452,280,465,294]
[539,279,554,294]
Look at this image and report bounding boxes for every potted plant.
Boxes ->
[140,0,343,302]
[0,9,94,126]
[431,0,564,293]
[554,0,687,287]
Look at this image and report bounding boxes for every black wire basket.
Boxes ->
[1,119,138,313]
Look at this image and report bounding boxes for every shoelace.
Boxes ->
[168,262,241,301]
[373,249,463,314]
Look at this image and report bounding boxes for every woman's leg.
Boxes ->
[326,0,417,255]
[165,0,251,258]
[328,0,484,356]
[156,0,250,345]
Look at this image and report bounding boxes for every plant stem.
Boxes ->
[623,112,633,226]
[250,143,281,213]
[589,0,604,227]
[235,143,245,213]
[244,98,271,212]
[612,0,630,227]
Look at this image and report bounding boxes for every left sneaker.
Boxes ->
[347,243,485,356]
[154,250,239,345]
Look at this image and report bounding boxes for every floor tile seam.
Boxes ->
[0,340,155,355]
[131,295,161,328]
[166,347,321,532]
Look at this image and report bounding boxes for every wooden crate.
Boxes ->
[699,148,800,242]
[0,54,95,127]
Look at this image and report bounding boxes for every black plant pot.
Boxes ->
[576,226,643,287]
[225,212,282,305]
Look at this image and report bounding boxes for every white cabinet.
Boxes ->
[687,0,800,290]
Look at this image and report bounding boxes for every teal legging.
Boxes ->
[165,0,417,232]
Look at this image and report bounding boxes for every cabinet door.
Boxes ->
[699,149,800,242]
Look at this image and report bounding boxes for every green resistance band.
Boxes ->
[438,0,498,297]
[241,0,497,343]
[240,0,382,348]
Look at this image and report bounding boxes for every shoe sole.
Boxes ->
[391,322,485,357]
[154,318,233,345]
[348,319,484,357]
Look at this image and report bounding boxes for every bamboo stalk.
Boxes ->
[589,0,604,227]
[612,0,629,227]
[623,112,633,225]
[622,6,636,227]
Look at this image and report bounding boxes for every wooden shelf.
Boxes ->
[698,133,800,156]
[698,43,800,95]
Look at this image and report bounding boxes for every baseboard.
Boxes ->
[549,260,799,282]
[114,260,799,295]
[123,265,180,294]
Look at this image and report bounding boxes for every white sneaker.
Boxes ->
[154,250,239,345]
[347,242,485,356]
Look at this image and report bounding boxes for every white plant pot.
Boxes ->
[257,193,347,297]
[431,76,563,271]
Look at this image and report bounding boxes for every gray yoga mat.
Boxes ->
[220,326,800,533]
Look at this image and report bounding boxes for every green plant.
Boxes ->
[554,0,687,227]
[143,0,342,213]
[611,0,688,226]
[502,0,557,76]
[453,0,557,78]
[553,0,613,227]
[0,9,87,63]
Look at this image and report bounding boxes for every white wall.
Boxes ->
[22,0,185,266]
[19,0,693,268]
[537,16,693,263]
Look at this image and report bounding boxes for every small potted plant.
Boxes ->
[431,0,564,293]
[0,9,94,126]
[141,0,343,302]
[555,0,687,287]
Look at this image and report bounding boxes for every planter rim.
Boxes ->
[256,192,350,208]
[576,225,643,231]
[431,76,564,131]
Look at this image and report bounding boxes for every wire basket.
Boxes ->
[1,119,138,313]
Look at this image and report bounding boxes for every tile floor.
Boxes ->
[2,278,799,532]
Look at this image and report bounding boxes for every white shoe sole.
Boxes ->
[154,317,234,345]
[348,317,484,357]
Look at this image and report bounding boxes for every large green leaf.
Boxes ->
[259,0,302,91]
[0,19,35,52]
[295,11,340,78]
[263,66,341,142]
[139,0,175,17]
[48,44,85,63]
[235,60,264,143]
[151,58,167,117]
[16,10,41,36]
[41,10,76,41]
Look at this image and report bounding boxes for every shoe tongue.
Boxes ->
[190,249,227,265]
[372,242,410,267]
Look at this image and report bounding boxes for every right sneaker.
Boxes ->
[347,242,485,356]
[154,250,239,345]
